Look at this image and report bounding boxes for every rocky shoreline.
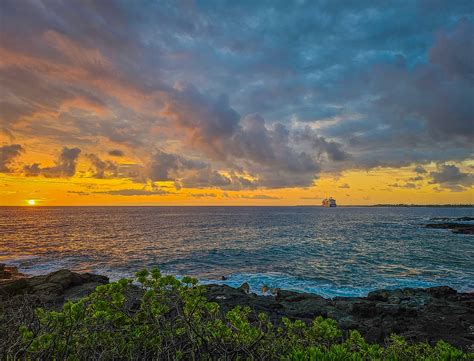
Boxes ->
[1,267,473,352]
[424,217,474,234]
[425,222,474,234]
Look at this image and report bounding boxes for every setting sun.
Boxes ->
[27,199,36,206]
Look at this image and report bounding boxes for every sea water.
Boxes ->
[1,206,473,297]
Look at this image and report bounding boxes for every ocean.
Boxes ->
[1,206,473,297]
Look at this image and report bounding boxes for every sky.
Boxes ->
[0,0,473,206]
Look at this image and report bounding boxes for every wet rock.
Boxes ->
[269,287,279,296]
[425,223,474,235]
[238,282,250,294]
[367,289,390,301]
[428,286,457,297]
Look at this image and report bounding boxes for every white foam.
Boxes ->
[199,272,374,298]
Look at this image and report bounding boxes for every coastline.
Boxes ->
[1,268,473,352]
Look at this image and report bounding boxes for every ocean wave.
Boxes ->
[198,273,445,298]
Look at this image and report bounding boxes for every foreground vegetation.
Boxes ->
[2,269,471,360]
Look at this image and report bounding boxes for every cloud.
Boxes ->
[429,18,474,81]
[0,1,472,192]
[294,127,350,162]
[160,84,240,160]
[87,153,118,179]
[188,193,217,198]
[24,147,81,177]
[108,149,124,157]
[0,144,23,173]
[147,145,316,190]
[146,150,246,189]
[179,167,257,190]
[239,194,280,200]
[429,164,473,191]
[388,182,418,189]
[414,165,427,174]
[318,19,474,170]
[159,86,322,187]
[338,183,350,189]
[179,168,232,189]
[67,190,90,196]
[96,188,171,196]
[148,149,206,182]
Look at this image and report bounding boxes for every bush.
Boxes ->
[8,269,472,360]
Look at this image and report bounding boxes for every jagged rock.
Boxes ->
[425,223,474,234]
[0,264,26,284]
[204,284,474,351]
[0,269,109,303]
[238,282,250,294]
[428,286,457,297]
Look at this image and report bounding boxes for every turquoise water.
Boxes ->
[1,206,473,297]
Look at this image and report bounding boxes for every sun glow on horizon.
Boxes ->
[27,199,36,206]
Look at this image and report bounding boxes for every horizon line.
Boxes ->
[1,204,473,208]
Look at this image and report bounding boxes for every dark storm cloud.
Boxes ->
[1,1,472,187]
[158,89,321,187]
[24,147,81,177]
[86,154,118,179]
[148,149,207,182]
[294,127,349,162]
[86,153,142,179]
[320,18,474,169]
[108,149,124,157]
[429,164,474,191]
[414,165,427,174]
[161,85,320,183]
[0,144,23,173]
[180,169,233,189]
[148,149,259,190]
[429,18,474,80]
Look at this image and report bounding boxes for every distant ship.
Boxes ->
[322,197,337,207]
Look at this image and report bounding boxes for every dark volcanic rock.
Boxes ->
[425,223,474,234]
[0,269,109,304]
[205,284,474,351]
[1,270,473,352]
[0,264,26,283]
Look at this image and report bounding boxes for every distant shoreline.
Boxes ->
[296,204,474,208]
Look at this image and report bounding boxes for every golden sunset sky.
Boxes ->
[1,1,473,206]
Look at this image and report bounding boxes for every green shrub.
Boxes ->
[10,269,472,360]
